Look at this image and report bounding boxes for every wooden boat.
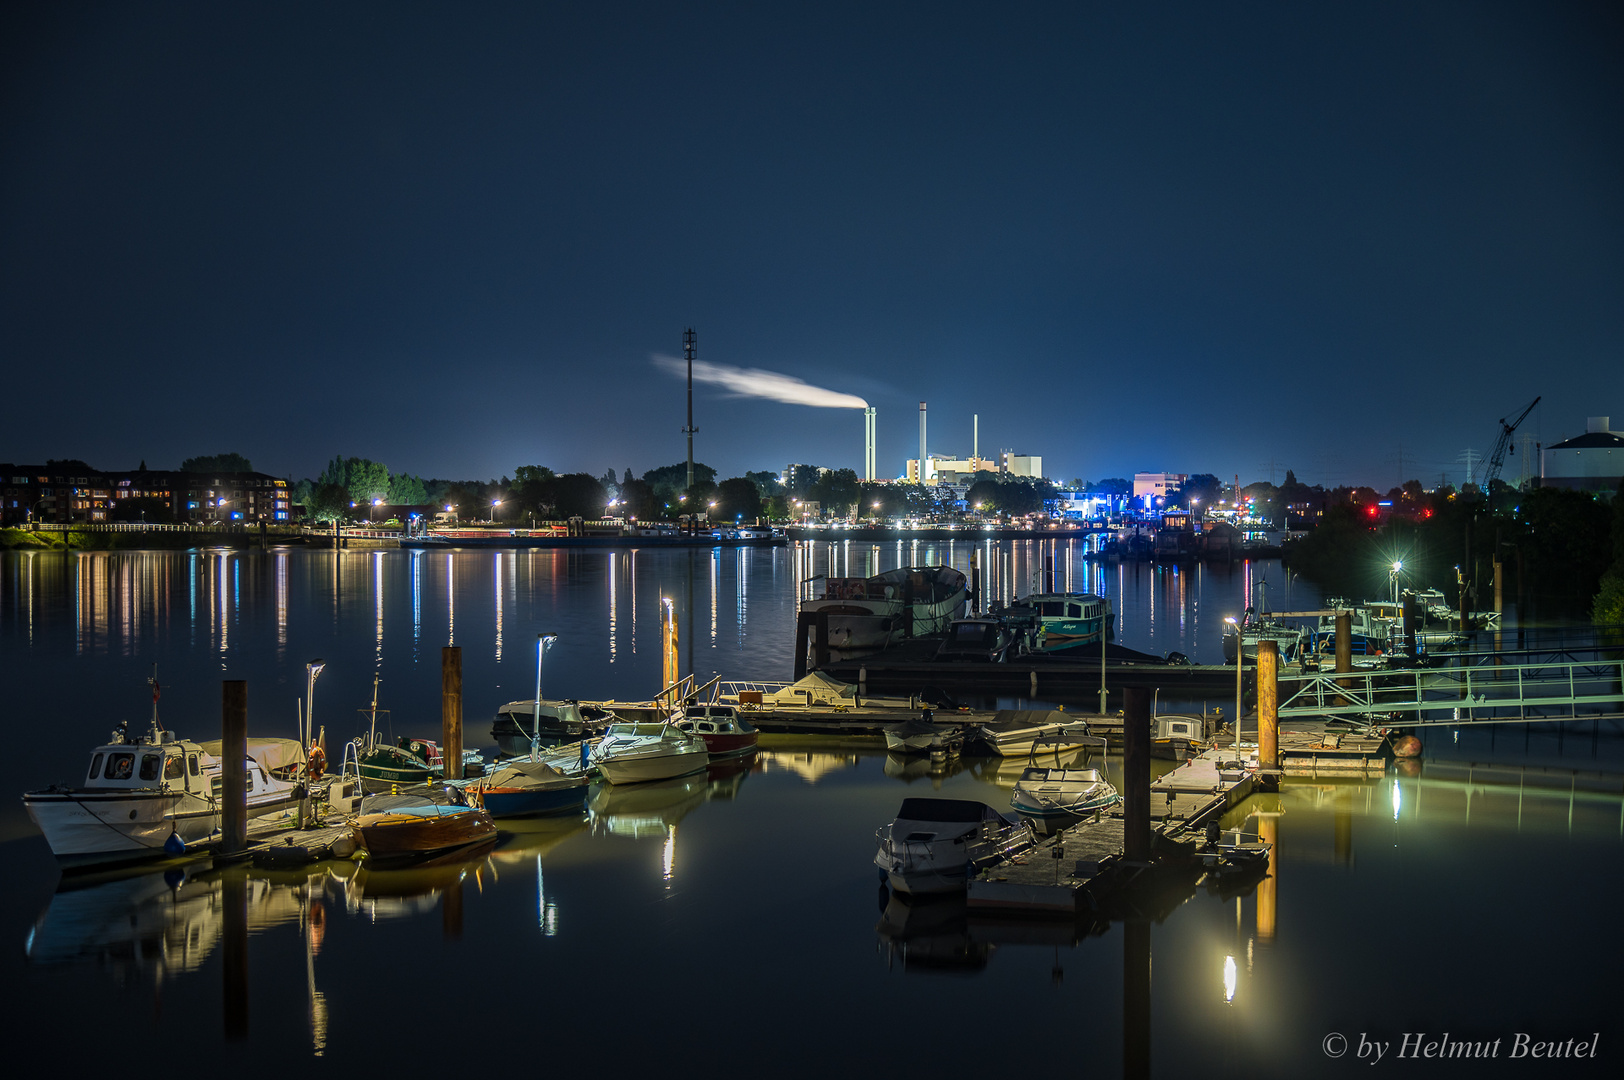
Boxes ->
[678,704,759,757]
[351,793,496,860]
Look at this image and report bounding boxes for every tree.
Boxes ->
[785,464,823,498]
[1095,477,1132,497]
[811,468,860,518]
[745,470,783,497]
[507,466,557,519]
[643,462,717,504]
[714,477,763,521]
[306,483,350,522]
[1174,473,1224,511]
[181,453,252,473]
[618,478,657,520]
[553,473,609,519]
[599,469,621,501]
[388,473,428,505]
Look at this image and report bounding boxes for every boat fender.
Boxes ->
[164,828,187,856]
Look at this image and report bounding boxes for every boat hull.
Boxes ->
[595,747,710,785]
[697,731,759,757]
[353,807,497,859]
[480,785,587,818]
[23,787,300,868]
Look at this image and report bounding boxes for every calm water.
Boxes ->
[2,543,1618,1077]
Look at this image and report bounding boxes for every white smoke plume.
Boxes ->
[653,355,868,409]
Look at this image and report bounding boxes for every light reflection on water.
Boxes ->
[1,545,1619,1075]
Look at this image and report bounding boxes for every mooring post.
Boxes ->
[1334,609,1352,704]
[970,550,982,615]
[441,646,463,781]
[793,612,814,680]
[222,680,248,854]
[1257,639,1279,782]
[1044,554,1054,593]
[1122,685,1151,863]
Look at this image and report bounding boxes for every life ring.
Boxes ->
[307,744,326,780]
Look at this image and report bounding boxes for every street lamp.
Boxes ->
[1224,616,1243,762]
[1390,560,1403,604]
[371,498,382,523]
[531,632,558,754]
[302,658,325,826]
[489,499,501,523]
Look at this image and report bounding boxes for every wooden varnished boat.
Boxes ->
[352,796,497,860]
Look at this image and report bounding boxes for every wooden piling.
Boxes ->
[1122,685,1151,863]
[441,646,463,781]
[1256,639,1279,775]
[970,550,982,615]
[221,680,248,854]
[1334,609,1352,704]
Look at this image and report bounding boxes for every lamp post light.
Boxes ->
[371,498,382,523]
[302,658,325,826]
[1390,560,1403,604]
[531,632,558,754]
[490,499,501,523]
[1224,616,1243,762]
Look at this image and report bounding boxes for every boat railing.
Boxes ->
[337,738,364,790]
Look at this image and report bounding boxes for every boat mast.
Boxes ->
[368,674,380,749]
[148,663,163,741]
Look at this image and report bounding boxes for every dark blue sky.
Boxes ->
[3,1,1619,491]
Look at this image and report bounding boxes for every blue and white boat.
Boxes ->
[1010,767,1119,820]
[997,592,1112,652]
[475,760,588,818]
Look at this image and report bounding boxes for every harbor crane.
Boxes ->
[1482,395,1539,510]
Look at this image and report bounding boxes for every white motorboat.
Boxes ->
[23,695,300,868]
[799,566,968,656]
[882,714,964,754]
[969,710,1104,757]
[717,671,934,714]
[873,797,1037,895]
[589,722,710,784]
[1010,767,1119,820]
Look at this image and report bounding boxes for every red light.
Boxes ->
[1366,505,1378,518]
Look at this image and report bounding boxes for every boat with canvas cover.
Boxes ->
[474,760,588,818]
[589,723,710,784]
[967,710,1104,757]
[1010,767,1119,820]
[882,713,964,755]
[22,673,299,869]
[873,798,1037,895]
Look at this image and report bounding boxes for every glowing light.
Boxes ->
[1391,778,1402,821]
[1223,955,1237,1003]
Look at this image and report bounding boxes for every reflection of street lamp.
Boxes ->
[1224,616,1243,760]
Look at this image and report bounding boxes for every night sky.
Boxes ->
[3,1,1619,491]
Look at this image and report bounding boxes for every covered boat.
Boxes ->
[1010,767,1119,819]
[474,760,588,818]
[1150,714,1209,761]
[589,723,710,784]
[874,798,1036,895]
[490,699,622,755]
[799,566,968,656]
[968,711,1104,757]
[882,713,964,755]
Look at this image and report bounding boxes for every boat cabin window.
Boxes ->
[1037,601,1064,616]
[188,754,199,776]
[86,752,104,781]
[139,753,163,781]
[164,754,185,780]
[107,752,134,780]
[1067,604,1082,617]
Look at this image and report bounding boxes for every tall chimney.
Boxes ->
[974,414,979,463]
[918,401,927,482]
[683,329,697,492]
[863,407,876,481]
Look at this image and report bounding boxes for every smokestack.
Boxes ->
[863,407,876,481]
[683,329,697,492]
[919,401,927,482]
[974,414,978,463]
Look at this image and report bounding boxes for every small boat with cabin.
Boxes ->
[1150,714,1211,761]
[873,798,1037,895]
[799,565,969,656]
[590,722,710,784]
[22,673,300,869]
[995,592,1112,653]
[676,704,759,757]
[967,711,1104,757]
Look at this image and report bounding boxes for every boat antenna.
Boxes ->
[368,674,380,748]
[148,663,164,741]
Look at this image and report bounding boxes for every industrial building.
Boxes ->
[1540,416,1623,494]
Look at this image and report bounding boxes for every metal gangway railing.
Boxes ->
[1277,657,1624,728]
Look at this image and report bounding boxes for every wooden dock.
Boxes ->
[966,746,1261,916]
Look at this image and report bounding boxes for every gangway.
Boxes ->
[1278,657,1624,728]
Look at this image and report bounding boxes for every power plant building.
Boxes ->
[1541,417,1623,494]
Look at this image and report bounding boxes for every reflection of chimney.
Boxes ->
[863,407,876,481]
[918,401,927,481]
